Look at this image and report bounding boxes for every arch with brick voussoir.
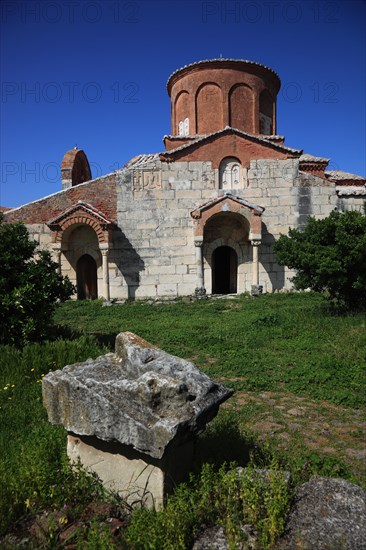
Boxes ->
[60,223,101,262]
[57,222,102,301]
[191,193,263,239]
[47,202,115,300]
[190,193,264,295]
[53,214,109,245]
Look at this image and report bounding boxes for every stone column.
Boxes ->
[251,240,262,296]
[52,246,62,274]
[100,245,110,301]
[194,238,206,297]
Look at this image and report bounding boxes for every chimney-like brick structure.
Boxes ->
[61,148,92,190]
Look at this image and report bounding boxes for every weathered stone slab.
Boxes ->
[277,476,366,549]
[42,332,233,459]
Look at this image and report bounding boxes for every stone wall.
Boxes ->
[5,157,364,300]
[112,158,365,298]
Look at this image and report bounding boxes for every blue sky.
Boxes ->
[1,0,365,207]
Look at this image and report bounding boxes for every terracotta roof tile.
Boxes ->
[167,58,280,90]
[160,127,302,156]
[325,170,366,182]
[125,154,160,168]
[336,186,366,196]
[300,154,330,163]
[191,192,265,216]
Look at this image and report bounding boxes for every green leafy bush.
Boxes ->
[274,210,366,309]
[0,214,74,346]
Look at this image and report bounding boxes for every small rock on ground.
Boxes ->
[192,526,228,550]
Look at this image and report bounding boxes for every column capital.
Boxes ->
[251,240,261,247]
[194,238,204,248]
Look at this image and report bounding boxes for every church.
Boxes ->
[3,59,366,300]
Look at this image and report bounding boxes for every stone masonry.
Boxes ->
[3,59,366,300]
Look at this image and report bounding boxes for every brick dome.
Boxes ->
[167,59,281,137]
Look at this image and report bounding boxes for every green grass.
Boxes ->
[0,337,109,535]
[54,293,366,408]
[0,292,365,547]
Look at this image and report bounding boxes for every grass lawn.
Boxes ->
[55,292,366,408]
[1,292,365,547]
[54,292,366,484]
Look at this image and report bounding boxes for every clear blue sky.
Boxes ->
[1,0,365,207]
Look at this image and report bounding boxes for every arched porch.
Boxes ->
[47,201,115,300]
[191,193,265,296]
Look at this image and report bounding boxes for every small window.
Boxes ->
[184,117,189,136]
[178,118,190,137]
[219,157,242,190]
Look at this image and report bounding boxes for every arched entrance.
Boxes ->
[77,254,98,300]
[212,246,238,294]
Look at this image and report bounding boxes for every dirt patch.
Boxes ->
[225,386,366,486]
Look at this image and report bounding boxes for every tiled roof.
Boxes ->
[167,58,280,90]
[47,200,115,226]
[125,154,160,168]
[191,192,265,215]
[163,134,286,142]
[163,135,204,140]
[263,135,285,142]
[325,170,366,182]
[336,186,366,196]
[300,154,330,163]
[160,127,302,156]
[2,172,116,215]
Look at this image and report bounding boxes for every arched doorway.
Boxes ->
[212,246,238,294]
[77,254,98,300]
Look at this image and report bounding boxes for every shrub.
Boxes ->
[274,209,366,309]
[0,214,74,346]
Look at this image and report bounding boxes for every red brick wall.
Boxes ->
[4,174,117,224]
[229,84,254,133]
[165,134,294,169]
[168,60,280,136]
[196,83,223,133]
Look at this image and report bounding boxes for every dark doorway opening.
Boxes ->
[77,254,98,300]
[212,246,238,294]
